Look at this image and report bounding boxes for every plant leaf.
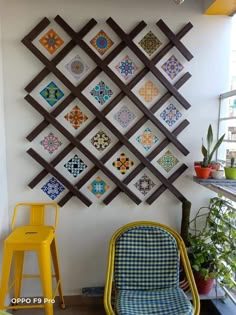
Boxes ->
[207,124,213,149]
[208,134,225,163]
[201,145,208,157]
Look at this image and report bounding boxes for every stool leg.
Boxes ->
[38,246,53,315]
[51,238,65,308]
[14,251,24,300]
[0,244,13,309]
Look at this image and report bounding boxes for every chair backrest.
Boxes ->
[114,225,179,290]
[11,203,59,230]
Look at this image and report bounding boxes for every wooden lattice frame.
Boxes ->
[22,15,193,207]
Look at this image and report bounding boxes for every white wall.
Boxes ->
[0,0,232,296]
[0,0,9,258]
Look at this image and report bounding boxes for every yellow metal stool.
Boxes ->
[0,203,65,315]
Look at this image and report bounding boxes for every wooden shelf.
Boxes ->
[193,176,236,202]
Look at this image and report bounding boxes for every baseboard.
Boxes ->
[55,295,103,306]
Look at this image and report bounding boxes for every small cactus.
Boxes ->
[231,157,235,168]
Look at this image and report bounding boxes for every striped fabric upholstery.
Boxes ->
[116,287,193,315]
[114,226,179,290]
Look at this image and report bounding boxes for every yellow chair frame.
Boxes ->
[0,203,65,315]
[104,221,200,315]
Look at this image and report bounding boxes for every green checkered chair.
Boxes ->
[104,221,200,315]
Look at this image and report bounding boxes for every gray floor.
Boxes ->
[10,300,221,315]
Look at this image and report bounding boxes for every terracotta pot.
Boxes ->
[194,272,214,294]
[224,167,236,179]
[195,166,211,179]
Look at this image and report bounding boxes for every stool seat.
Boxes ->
[6,226,55,246]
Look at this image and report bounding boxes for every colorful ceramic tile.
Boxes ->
[65,54,89,80]
[113,105,136,128]
[136,127,159,151]
[64,154,87,178]
[90,30,114,56]
[64,105,88,130]
[139,80,159,102]
[134,174,156,196]
[40,132,62,154]
[88,176,109,199]
[161,55,184,80]
[90,81,113,105]
[91,130,111,152]
[39,29,64,55]
[112,153,134,175]
[41,177,65,200]
[157,150,179,173]
[160,104,182,127]
[138,31,162,57]
[115,55,138,80]
[40,81,64,107]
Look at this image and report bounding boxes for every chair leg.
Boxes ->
[37,246,53,315]
[0,245,13,309]
[51,238,65,308]
[14,251,24,300]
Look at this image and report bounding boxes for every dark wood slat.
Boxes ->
[26,21,146,141]
[22,18,50,42]
[146,164,188,204]
[156,19,193,61]
[106,17,191,110]
[52,73,190,205]
[152,22,193,65]
[103,120,189,205]
[25,95,141,205]
[55,15,189,156]
[27,148,92,207]
[27,68,155,188]
[24,19,97,93]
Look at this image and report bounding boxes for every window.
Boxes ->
[217,16,236,164]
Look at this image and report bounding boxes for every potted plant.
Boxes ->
[188,197,236,294]
[224,157,236,179]
[195,124,225,179]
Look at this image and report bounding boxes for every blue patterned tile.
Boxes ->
[41,177,65,200]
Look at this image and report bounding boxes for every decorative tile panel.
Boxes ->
[41,177,65,200]
[91,130,111,152]
[88,176,110,198]
[24,17,192,206]
[161,55,184,80]
[64,154,87,177]
[64,105,88,129]
[134,174,155,195]
[90,30,114,55]
[65,54,89,80]
[113,153,134,175]
[40,81,64,107]
[136,127,159,151]
[157,150,179,173]
[40,132,62,154]
[160,104,182,127]
[90,81,113,105]
[138,31,162,56]
[139,80,159,102]
[39,29,64,55]
[113,105,136,128]
[115,55,138,80]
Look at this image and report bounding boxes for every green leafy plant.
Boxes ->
[201,125,225,168]
[188,196,236,288]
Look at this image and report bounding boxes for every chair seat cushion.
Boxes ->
[116,287,193,315]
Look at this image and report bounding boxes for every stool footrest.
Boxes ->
[22,274,56,278]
